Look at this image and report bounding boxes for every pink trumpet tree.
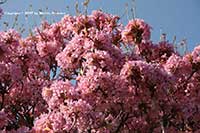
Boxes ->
[0,10,200,132]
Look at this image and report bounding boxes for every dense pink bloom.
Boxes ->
[134,41,155,61]
[153,41,175,62]
[56,36,85,70]
[33,111,71,132]
[0,10,200,132]
[122,19,151,44]
[163,53,192,77]
[10,64,23,81]
[36,40,61,57]
[192,45,200,63]
[42,80,75,109]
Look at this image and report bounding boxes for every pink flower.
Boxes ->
[0,10,200,132]
[153,41,175,62]
[10,64,23,81]
[56,36,85,70]
[164,53,192,79]
[192,45,200,63]
[11,126,30,133]
[36,40,61,57]
[42,80,75,109]
[122,19,151,44]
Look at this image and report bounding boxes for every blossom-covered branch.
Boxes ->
[0,10,200,132]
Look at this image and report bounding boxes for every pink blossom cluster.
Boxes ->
[0,10,200,132]
[122,19,151,44]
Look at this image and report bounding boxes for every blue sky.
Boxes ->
[0,0,199,51]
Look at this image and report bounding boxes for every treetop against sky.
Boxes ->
[0,0,200,50]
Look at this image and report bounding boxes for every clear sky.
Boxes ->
[0,0,199,51]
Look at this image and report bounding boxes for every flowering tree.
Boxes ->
[0,9,200,132]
